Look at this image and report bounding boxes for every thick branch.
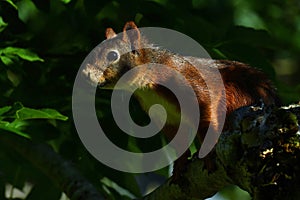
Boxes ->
[141,159,232,200]
[143,103,300,200]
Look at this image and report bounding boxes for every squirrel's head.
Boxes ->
[82,21,147,88]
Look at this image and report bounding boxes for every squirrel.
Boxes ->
[82,21,280,179]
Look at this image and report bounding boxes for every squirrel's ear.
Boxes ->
[123,21,141,51]
[106,28,117,39]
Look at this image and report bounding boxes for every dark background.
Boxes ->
[0,0,299,199]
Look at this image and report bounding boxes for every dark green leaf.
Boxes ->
[1,47,44,62]
[0,106,11,116]
[16,108,68,121]
[4,0,18,9]
[101,168,142,197]
[101,177,138,199]
[222,26,275,49]
[0,55,14,65]
[0,16,8,32]
[0,121,31,138]
[60,0,71,4]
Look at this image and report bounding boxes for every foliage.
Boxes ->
[0,0,299,199]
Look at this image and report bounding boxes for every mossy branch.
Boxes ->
[143,103,300,200]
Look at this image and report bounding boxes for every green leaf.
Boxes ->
[7,69,21,86]
[60,0,72,4]
[222,26,275,49]
[101,168,142,198]
[0,104,67,138]
[4,0,18,10]
[0,16,8,32]
[101,177,137,199]
[0,47,44,62]
[0,121,31,138]
[9,119,29,130]
[0,106,12,116]
[0,55,14,65]
[16,108,68,121]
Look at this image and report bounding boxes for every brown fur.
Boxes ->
[83,21,280,177]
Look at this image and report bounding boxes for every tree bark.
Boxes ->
[142,103,300,200]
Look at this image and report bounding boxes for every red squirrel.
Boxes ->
[82,21,279,177]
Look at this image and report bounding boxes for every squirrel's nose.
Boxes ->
[97,76,106,87]
[97,80,106,87]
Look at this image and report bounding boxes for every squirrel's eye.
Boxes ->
[107,50,120,62]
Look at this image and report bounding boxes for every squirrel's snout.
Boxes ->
[82,64,105,87]
[97,81,106,87]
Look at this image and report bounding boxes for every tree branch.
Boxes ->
[0,133,104,200]
[143,103,300,200]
